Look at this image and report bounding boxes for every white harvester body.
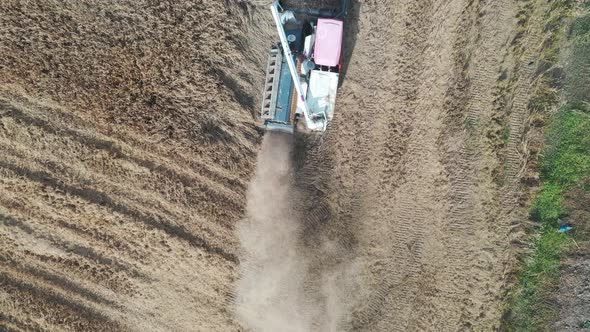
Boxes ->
[260,1,347,133]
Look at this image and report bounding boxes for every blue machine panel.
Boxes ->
[263,25,303,133]
[274,54,295,124]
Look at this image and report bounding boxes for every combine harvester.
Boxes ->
[260,0,348,133]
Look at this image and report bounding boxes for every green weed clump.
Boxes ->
[569,13,590,37]
[505,229,570,332]
[542,110,590,186]
[530,183,565,226]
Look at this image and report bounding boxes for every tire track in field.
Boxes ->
[323,1,437,330]
[426,0,520,329]
[499,0,544,210]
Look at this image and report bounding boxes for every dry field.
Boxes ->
[1,0,550,331]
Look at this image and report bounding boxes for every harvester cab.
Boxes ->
[260,0,348,134]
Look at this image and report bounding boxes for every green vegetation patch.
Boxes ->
[530,183,565,227]
[503,109,590,331]
[569,12,590,36]
[542,110,590,186]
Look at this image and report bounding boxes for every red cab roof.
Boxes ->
[314,19,343,67]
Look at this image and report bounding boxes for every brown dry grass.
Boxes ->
[0,1,273,331]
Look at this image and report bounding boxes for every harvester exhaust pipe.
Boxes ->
[287,0,349,18]
[336,0,349,18]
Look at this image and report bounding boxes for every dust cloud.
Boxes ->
[234,133,360,332]
[234,132,310,332]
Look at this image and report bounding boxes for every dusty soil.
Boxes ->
[556,255,590,331]
[555,186,590,331]
[1,0,549,331]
